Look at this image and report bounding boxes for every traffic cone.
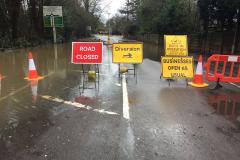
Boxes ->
[0,73,5,80]
[25,52,43,80]
[0,73,5,97]
[0,77,2,97]
[188,55,209,88]
[30,80,38,104]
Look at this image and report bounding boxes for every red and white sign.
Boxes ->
[72,42,103,64]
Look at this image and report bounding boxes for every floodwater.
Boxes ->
[0,35,239,133]
[0,35,240,160]
[0,43,71,155]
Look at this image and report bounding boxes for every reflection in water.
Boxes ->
[0,77,2,97]
[30,80,38,105]
[75,96,98,106]
[54,44,58,71]
[208,95,240,121]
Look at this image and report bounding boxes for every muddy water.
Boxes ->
[0,37,121,158]
[0,43,83,155]
[0,41,118,123]
[0,35,240,159]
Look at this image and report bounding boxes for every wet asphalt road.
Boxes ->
[0,35,240,160]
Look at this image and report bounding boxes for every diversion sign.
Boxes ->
[161,57,194,79]
[112,43,143,64]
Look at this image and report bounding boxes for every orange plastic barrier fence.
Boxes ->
[204,54,240,83]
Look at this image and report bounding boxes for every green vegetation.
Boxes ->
[107,0,240,54]
[0,0,102,48]
[109,0,240,35]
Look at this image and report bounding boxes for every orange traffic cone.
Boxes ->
[0,77,2,97]
[188,55,209,87]
[30,80,38,104]
[0,73,5,80]
[0,73,5,97]
[25,52,43,80]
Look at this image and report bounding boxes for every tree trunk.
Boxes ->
[201,19,209,58]
[10,0,21,42]
[231,9,240,55]
[38,0,44,36]
[29,0,39,34]
[220,21,224,53]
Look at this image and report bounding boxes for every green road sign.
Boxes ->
[43,16,63,28]
[43,6,63,28]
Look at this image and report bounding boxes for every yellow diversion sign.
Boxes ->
[161,57,194,78]
[112,43,143,64]
[164,35,188,56]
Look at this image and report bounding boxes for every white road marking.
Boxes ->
[115,83,121,87]
[208,73,240,89]
[122,74,130,120]
[98,73,110,76]
[229,82,240,89]
[41,95,119,116]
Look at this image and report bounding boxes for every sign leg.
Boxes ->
[118,64,121,79]
[135,65,138,84]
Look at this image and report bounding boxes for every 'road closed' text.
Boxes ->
[76,55,99,60]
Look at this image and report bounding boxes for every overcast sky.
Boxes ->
[100,0,126,22]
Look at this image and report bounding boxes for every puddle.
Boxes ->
[74,96,98,106]
[129,96,138,106]
[208,95,240,122]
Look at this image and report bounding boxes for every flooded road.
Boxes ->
[0,35,240,160]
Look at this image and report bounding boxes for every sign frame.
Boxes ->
[43,6,63,16]
[112,42,143,64]
[161,56,194,79]
[164,35,188,56]
[71,42,103,64]
[43,6,63,28]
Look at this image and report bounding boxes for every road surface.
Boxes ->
[0,35,240,160]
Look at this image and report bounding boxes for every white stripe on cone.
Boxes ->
[196,62,203,75]
[29,59,37,71]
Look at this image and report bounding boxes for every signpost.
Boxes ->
[72,42,103,64]
[43,6,63,43]
[161,57,194,79]
[112,42,143,79]
[112,43,143,64]
[164,35,188,56]
[72,42,103,92]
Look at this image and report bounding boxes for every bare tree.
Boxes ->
[81,0,102,14]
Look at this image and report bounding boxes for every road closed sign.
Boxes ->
[72,42,103,64]
[112,43,143,64]
[164,35,188,56]
[161,57,194,79]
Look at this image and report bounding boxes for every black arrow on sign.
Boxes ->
[123,53,133,58]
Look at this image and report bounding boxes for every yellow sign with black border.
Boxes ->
[112,43,143,64]
[164,35,188,56]
[161,56,194,79]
